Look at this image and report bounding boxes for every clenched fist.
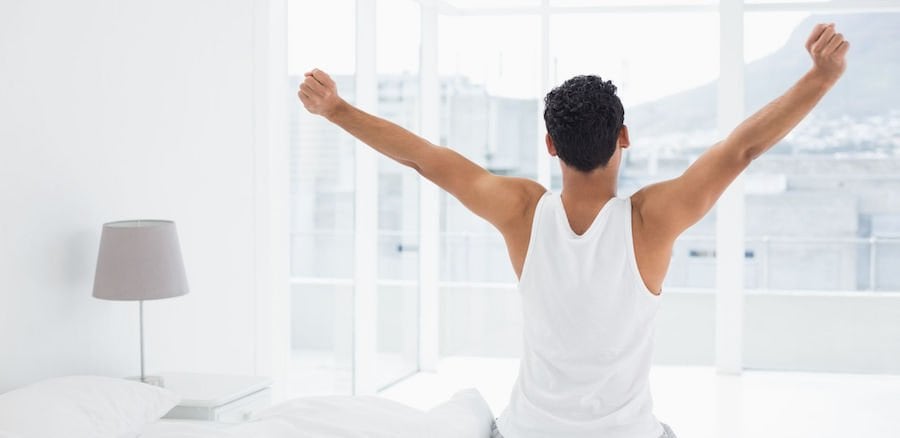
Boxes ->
[805,23,850,84]
[298,69,345,119]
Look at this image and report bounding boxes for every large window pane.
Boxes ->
[287,0,356,396]
[438,14,541,285]
[375,0,420,389]
[436,15,540,357]
[289,0,356,280]
[289,284,353,395]
[551,12,721,290]
[743,11,900,292]
[740,11,900,375]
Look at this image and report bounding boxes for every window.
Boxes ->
[288,0,424,396]
[375,0,421,389]
[738,8,900,374]
[285,0,900,391]
[743,11,900,292]
[438,14,541,357]
[287,0,356,396]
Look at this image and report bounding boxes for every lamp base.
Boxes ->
[126,375,166,387]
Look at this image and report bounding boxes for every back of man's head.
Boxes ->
[543,75,625,172]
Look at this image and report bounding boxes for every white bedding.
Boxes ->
[139,388,494,438]
[0,375,180,438]
[140,419,231,437]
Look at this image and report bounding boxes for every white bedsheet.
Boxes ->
[140,419,231,437]
[139,388,494,438]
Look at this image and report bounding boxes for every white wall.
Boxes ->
[0,0,270,392]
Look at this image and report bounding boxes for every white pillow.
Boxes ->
[424,388,494,438]
[0,375,179,438]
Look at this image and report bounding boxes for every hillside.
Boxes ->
[627,12,900,154]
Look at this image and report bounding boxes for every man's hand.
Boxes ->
[806,23,850,84]
[297,68,346,119]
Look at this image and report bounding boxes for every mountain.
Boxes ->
[627,12,900,144]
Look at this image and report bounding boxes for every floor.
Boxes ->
[379,357,900,438]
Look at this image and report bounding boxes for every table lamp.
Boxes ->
[92,220,189,386]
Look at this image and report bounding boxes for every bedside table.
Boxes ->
[161,373,273,423]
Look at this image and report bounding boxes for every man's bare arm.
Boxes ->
[634,22,850,239]
[297,69,544,230]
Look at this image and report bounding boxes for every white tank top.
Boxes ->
[496,191,664,438]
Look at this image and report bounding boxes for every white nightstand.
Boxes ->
[161,373,273,423]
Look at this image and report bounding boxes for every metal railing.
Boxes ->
[289,231,900,293]
[674,235,900,291]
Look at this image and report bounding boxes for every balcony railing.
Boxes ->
[290,231,900,293]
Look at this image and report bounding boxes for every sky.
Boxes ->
[288,0,809,105]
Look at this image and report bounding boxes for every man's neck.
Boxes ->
[560,164,618,203]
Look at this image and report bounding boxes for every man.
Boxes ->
[298,22,848,438]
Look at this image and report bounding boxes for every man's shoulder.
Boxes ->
[628,184,654,210]
[489,176,547,232]
[498,176,548,205]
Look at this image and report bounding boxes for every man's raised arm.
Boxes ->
[633,22,850,240]
[297,69,544,231]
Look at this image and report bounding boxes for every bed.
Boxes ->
[0,376,494,438]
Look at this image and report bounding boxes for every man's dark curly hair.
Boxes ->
[543,75,625,172]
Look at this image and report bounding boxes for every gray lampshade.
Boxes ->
[93,220,189,301]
